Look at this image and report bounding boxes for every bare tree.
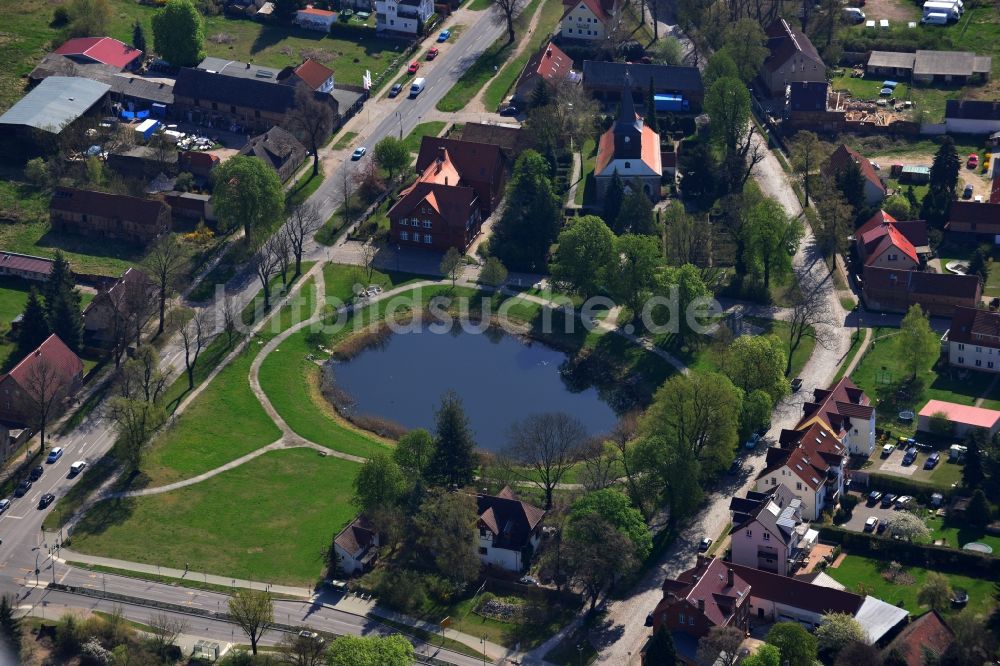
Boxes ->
[786,265,837,376]
[286,203,323,277]
[252,234,285,310]
[143,235,188,335]
[177,309,208,390]
[121,271,156,348]
[221,294,240,348]
[279,629,327,666]
[119,345,170,404]
[360,239,379,284]
[228,589,273,655]
[730,125,768,192]
[503,413,586,509]
[22,355,69,453]
[789,130,825,207]
[490,0,526,46]
[603,3,631,57]
[339,162,356,231]
[285,85,334,178]
[275,227,293,287]
[578,437,617,491]
[147,612,188,658]
[696,626,744,666]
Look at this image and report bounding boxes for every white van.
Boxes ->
[409,77,426,98]
[923,1,960,17]
[843,7,866,22]
[920,10,951,23]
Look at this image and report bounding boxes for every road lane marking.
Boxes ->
[4,515,23,520]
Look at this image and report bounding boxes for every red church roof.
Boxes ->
[53,37,142,69]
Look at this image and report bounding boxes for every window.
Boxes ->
[958,356,964,364]
[689,616,695,626]
[989,361,994,369]
[976,359,982,367]
[478,547,487,554]
[400,231,409,241]
[624,161,631,168]
[959,343,965,350]
[412,233,421,243]
[796,482,803,490]
[771,478,777,486]
[399,219,407,226]
[423,220,432,228]
[424,234,432,244]
[763,532,770,541]
[745,530,752,538]
[679,613,686,624]
[975,346,983,352]
[887,253,898,261]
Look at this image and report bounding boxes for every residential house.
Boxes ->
[594,76,662,201]
[375,0,434,35]
[238,126,307,183]
[295,6,337,31]
[945,99,1000,135]
[334,515,380,576]
[785,81,846,132]
[0,334,83,428]
[650,556,751,642]
[415,137,508,214]
[82,267,157,348]
[882,611,954,666]
[947,200,1000,238]
[797,377,877,457]
[918,399,1000,438]
[755,422,846,521]
[867,51,991,84]
[760,19,826,97]
[178,150,220,181]
[860,265,981,317]
[512,42,579,106]
[389,148,483,251]
[560,0,614,41]
[50,187,171,246]
[581,60,704,111]
[277,59,335,94]
[0,252,54,282]
[0,77,110,154]
[53,37,143,71]
[476,486,545,572]
[728,485,818,575]
[823,144,886,206]
[854,210,928,271]
[947,306,1000,373]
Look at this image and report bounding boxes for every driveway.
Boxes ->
[841,492,906,533]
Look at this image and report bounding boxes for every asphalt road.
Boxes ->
[0,12,507,664]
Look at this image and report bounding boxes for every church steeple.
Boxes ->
[615,70,643,133]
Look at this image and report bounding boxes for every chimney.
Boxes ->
[445,176,449,186]
[727,568,734,587]
[697,599,705,612]
[437,146,446,164]
[546,48,552,58]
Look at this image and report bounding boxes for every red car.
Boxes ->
[426,47,439,60]
[968,153,979,169]
[408,61,420,74]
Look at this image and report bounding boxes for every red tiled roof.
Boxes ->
[561,0,611,23]
[659,557,750,628]
[5,334,83,392]
[415,137,505,187]
[862,265,982,300]
[864,223,919,266]
[856,209,898,235]
[883,611,954,666]
[84,267,153,317]
[525,42,574,84]
[727,562,863,615]
[827,144,886,194]
[918,399,1000,429]
[53,37,142,69]
[798,377,873,435]
[299,6,335,15]
[293,59,334,90]
[0,252,54,278]
[594,124,661,176]
[948,200,1000,228]
[948,305,1000,348]
[772,423,843,490]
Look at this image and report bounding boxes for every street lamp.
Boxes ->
[481,635,487,666]
[577,642,584,666]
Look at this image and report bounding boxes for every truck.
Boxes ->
[409,77,426,98]
[653,94,689,112]
[134,118,161,142]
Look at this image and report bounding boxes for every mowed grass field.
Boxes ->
[1,0,404,112]
[70,447,361,585]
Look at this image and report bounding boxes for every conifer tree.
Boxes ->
[428,391,476,487]
[16,288,50,358]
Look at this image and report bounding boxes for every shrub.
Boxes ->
[51,6,70,26]
[375,568,427,613]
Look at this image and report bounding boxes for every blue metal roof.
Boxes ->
[0,76,110,133]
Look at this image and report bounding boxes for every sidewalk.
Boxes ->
[57,550,313,598]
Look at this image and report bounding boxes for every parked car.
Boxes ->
[46,447,63,463]
[519,575,539,585]
[902,447,918,465]
[895,495,913,509]
[698,537,713,552]
[388,83,403,98]
[38,493,55,509]
[13,480,31,497]
[499,105,519,117]
[69,461,87,477]
[351,147,367,160]
[931,492,944,507]
[437,29,451,42]
[744,432,762,450]
[924,452,940,469]
[963,183,974,198]
[645,612,654,627]
[0,499,10,514]
[408,60,420,74]
[867,490,883,505]
[967,154,979,169]
[426,47,439,60]
[728,460,741,475]
[29,466,43,481]
[876,521,888,534]
[881,493,896,508]
[881,443,894,457]
[864,516,879,532]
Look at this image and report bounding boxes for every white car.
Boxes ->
[69,461,87,476]
[864,516,879,532]
[0,499,10,514]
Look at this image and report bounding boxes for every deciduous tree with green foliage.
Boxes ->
[212,156,285,241]
[632,434,703,527]
[479,256,508,288]
[602,171,626,228]
[228,589,273,655]
[835,160,866,217]
[428,390,476,487]
[490,150,561,271]
[64,0,112,38]
[744,197,802,289]
[372,136,410,184]
[393,428,435,481]
[353,453,407,514]
[569,489,652,560]
[815,613,866,663]
[898,304,939,379]
[766,621,818,666]
[550,215,616,298]
[327,634,414,666]
[720,19,768,84]
[644,626,677,665]
[564,512,638,611]
[740,389,772,440]
[789,130,823,206]
[151,0,205,67]
[722,335,790,403]
[651,263,711,344]
[742,644,781,666]
[439,247,463,286]
[703,51,740,89]
[610,234,661,321]
[615,189,658,236]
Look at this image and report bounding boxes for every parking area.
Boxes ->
[840,491,916,533]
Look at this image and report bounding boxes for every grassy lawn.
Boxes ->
[482,0,564,110]
[436,0,541,112]
[937,236,1000,298]
[834,329,867,382]
[925,516,1000,552]
[323,262,428,301]
[401,121,448,155]
[331,131,359,151]
[575,139,597,207]
[827,554,996,616]
[69,447,361,585]
[681,318,815,380]
[286,169,325,209]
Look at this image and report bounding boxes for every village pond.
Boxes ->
[323,323,623,451]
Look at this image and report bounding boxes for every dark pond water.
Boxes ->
[324,324,621,451]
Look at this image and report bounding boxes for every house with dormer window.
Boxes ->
[475,486,546,572]
[947,306,1000,374]
[375,0,434,35]
[560,0,615,41]
[755,422,847,521]
[729,485,818,575]
[796,377,877,457]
